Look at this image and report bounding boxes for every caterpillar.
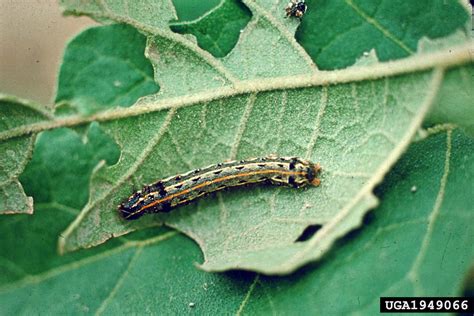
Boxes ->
[118,156,321,220]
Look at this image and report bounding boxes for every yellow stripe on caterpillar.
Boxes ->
[118,156,321,220]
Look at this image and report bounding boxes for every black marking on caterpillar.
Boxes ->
[118,156,321,220]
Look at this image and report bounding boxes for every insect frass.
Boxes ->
[118,156,321,220]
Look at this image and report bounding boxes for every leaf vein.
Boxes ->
[305,86,327,159]
[230,93,256,159]
[94,247,144,316]
[407,129,452,294]
[59,109,176,253]
[345,0,414,55]
[0,232,177,294]
[243,0,318,73]
[236,275,259,316]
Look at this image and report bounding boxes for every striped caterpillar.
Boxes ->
[118,156,321,220]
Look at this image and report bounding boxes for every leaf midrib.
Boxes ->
[0,43,470,143]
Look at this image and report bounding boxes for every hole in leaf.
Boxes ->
[295,224,323,242]
[169,0,252,58]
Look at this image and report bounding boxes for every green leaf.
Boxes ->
[462,265,474,297]
[55,24,159,115]
[172,0,221,21]
[61,0,318,83]
[425,65,474,136]
[61,0,177,28]
[170,0,251,57]
[20,123,120,210]
[1,129,472,313]
[0,123,134,285]
[297,0,469,70]
[246,128,474,314]
[0,95,52,215]
[1,1,471,274]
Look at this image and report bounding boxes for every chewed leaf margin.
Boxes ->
[57,46,473,274]
[0,95,53,215]
[54,0,474,274]
[0,0,470,276]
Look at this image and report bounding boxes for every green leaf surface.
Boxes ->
[52,0,474,273]
[61,68,439,272]
[62,0,469,71]
[55,24,159,115]
[172,0,221,21]
[426,65,474,136]
[245,128,474,314]
[159,0,473,134]
[0,124,137,285]
[61,0,318,84]
[0,0,471,312]
[415,31,474,136]
[170,0,251,58]
[0,95,52,215]
[1,1,471,274]
[1,128,471,314]
[20,124,120,211]
[61,0,177,29]
[297,0,469,70]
